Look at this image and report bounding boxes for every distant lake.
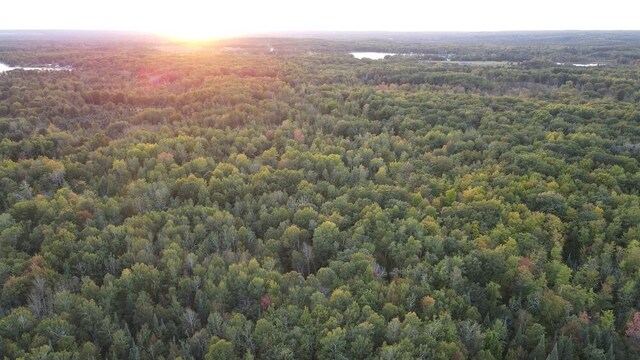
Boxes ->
[351,52,396,60]
[556,62,603,67]
[0,63,14,73]
[0,62,72,73]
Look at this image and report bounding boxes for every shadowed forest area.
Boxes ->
[1,32,640,359]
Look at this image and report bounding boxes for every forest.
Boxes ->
[0,31,640,359]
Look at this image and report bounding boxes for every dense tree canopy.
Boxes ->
[1,32,640,359]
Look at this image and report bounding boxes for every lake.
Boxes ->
[351,52,396,60]
[0,62,72,73]
[556,62,603,67]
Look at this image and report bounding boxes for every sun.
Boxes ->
[146,3,260,42]
[154,24,233,42]
[156,22,243,42]
[159,29,224,42]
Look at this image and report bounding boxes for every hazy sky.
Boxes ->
[1,0,638,39]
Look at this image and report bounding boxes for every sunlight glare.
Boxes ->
[147,1,270,41]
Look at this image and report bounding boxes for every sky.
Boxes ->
[1,0,638,40]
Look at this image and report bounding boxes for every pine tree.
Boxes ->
[546,342,559,360]
[532,335,546,360]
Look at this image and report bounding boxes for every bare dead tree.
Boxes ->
[185,253,197,274]
[302,242,315,274]
[28,277,52,318]
[182,308,200,336]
